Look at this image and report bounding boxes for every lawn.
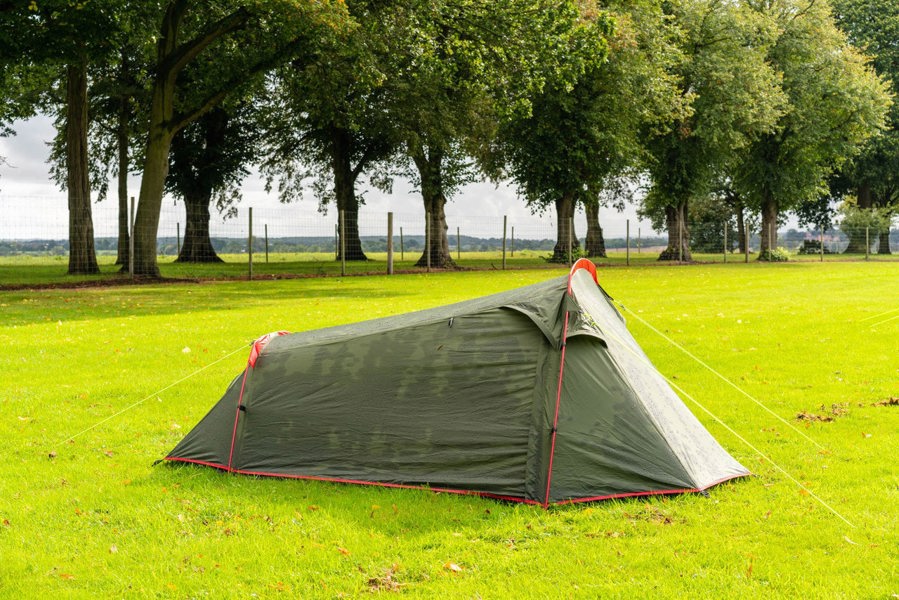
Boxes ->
[0,262,896,597]
[1,247,896,288]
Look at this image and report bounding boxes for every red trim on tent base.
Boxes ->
[162,457,748,507]
[162,456,542,505]
[552,473,750,505]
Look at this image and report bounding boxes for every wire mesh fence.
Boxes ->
[1,193,897,284]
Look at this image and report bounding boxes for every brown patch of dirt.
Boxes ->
[367,564,403,592]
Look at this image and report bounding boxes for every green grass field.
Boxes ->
[1,262,896,597]
[1,246,896,288]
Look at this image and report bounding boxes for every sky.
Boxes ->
[0,115,654,241]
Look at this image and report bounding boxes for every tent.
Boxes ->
[164,260,749,506]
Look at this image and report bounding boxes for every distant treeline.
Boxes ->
[0,234,670,256]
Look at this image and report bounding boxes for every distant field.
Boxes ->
[0,262,896,597]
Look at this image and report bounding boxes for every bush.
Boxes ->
[759,247,791,262]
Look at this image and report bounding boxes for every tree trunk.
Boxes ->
[584,201,606,258]
[332,127,367,261]
[877,228,892,254]
[411,146,454,268]
[658,203,691,261]
[875,191,892,255]
[735,203,746,254]
[65,62,100,275]
[115,91,130,266]
[844,183,872,254]
[176,192,223,262]
[550,193,579,262]
[758,192,778,259]
[131,120,175,276]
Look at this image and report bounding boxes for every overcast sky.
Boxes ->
[1,115,653,240]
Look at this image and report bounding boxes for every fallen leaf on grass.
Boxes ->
[60,573,75,580]
[48,451,57,459]
[109,544,118,554]
[337,546,350,556]
[871,397,898,407]
[2,519,10,527]
[843,536,858,546]
[307,505,319,512]
[444,562,463,573]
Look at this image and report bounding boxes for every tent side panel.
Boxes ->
[548,337,696,502]
[166,372,245,467]
[235,308,547,499]
[525,341,560,504]
[570,272,750,488]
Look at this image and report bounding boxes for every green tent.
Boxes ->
[164,260,749,506]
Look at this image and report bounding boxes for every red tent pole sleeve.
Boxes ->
[226,366,251,472]
[226,331,289,472]
[543,307,571,508]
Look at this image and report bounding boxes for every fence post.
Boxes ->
[400,227,404,261]
[678,217,683,263]
[248,207,253,280]
[865,226,870,261]
[339,209,346,276]
[745,220,750,263]
[176,222,181,256]
[511,226,515,257]
[425,211,431,272]
[334,224,339,261]
[129,196,135,279]
[387,212,394,275]
[820,228,824,262]
[502,215,507,270]
[457,226,461,261]
[638,227,641,254]
[264,224,269,264]
[626,219,630,266]
[723,221,727,264]
[567,217,573,268]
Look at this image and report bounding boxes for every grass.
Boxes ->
[1,262,897,597]
[1,246,896,287]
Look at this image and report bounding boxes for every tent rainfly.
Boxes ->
[164,260,749,506]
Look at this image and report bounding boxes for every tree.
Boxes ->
[831,0,899,254]
[642,0,785,262]
[497,0,677,262]
[166,105,256,262]
[380,0,593,268]
[6,1,132,275]
[261,0,396,262]
[130,0,349,277]
[735,0,891,260]
[838,201,893,253]
[46,44,150,266]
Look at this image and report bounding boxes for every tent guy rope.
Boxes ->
[58,343,250,447]
[613,303,855,529]
[617,304,826,451]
